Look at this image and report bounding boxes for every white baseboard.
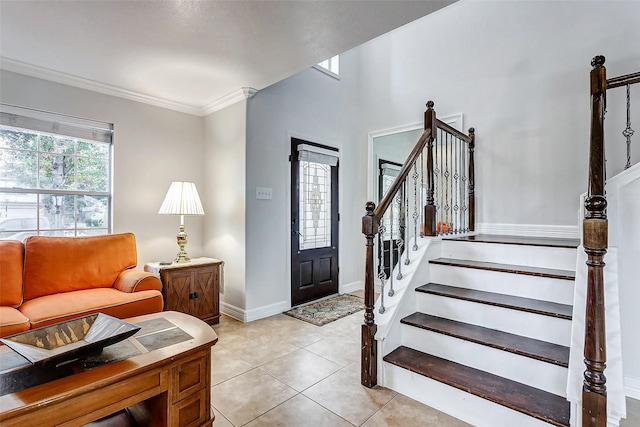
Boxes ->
[220,300,289,323]
[219,301,246,322]
[341,280,364,294]
[477,223,579,239]
[625,376,640,399]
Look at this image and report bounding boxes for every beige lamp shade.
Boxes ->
[158,181,205,216]
[158,181,204,263]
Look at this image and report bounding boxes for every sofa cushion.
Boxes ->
[0,240,24,307]
[0,306,30,338]
[23,233,138,301]
[20,288,164,329]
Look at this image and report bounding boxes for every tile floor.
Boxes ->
[210,294,640,427]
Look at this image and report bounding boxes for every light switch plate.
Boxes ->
[256,187,272,200]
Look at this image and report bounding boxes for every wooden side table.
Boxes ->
[145,257,223,325]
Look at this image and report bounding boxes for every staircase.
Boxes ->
[382,234,579,427]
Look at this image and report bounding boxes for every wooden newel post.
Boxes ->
[362,201,378,388]
[582,55,608,427]
[468,127,476,232]
[424,101,437,236]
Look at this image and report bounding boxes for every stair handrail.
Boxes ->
[362,100,475,388]
[582,55,640,427]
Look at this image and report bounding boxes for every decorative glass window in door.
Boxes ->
[297,144,338,250]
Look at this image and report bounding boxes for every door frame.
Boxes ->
[286,131,342,309]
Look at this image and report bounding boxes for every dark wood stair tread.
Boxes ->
[416,283,573,320]
[429,258,576,280]
[384,346,570,427]
[444,234,580,249]
[401,313,569,367]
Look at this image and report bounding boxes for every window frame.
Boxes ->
[313,55,340,80]
[0,104,113,240]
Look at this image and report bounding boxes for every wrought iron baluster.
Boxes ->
[404,178,411,265]
[396,187,404,280]
[412,162,419,251]
[444,132,450,235]
[623,83,635,170]
[453,135,460,234]
[420,151,424,238]
[377,219,387,314]
[388,200,395,297]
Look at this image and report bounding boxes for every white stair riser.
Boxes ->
[401,325,568,395]
[416,293,571,346]
[429,264,574,305]
[441,241,577,271]
[383,362,565,427]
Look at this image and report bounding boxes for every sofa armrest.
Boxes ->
[114,269,162,293]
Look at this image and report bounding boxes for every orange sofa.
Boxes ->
[0,233,164,338]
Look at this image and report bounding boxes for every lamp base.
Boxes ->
[174,225,191,263]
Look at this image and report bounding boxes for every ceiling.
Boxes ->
[0,0,454,116]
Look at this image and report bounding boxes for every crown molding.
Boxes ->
[0,57,257,117]
[200,87,257,116]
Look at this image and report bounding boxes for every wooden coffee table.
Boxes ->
[0,311,218,427]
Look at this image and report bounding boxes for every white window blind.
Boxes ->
[297,144,339,167]
[0,104,113,240]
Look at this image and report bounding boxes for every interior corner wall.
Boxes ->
[245,49,364,314]
[203,101,247,314]
[0,70,205,266]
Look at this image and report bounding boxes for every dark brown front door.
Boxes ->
[290,138,339,306]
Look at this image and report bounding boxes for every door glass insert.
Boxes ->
[299,160,331,250]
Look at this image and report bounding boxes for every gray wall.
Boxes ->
[245,49,365,315]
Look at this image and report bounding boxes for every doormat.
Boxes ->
[284,294,364,326]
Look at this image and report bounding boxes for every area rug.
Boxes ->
[284,294,364,326]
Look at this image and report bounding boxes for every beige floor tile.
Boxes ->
[303,367,396,426]
[260,348,342,392]
[211,368,297,426]
[283,327,329,348]
[225,336,300,366]
[304,334,360,367]
[362,394,472,427]
[349,289,365,298]
[244,394,354,427]
[211,348,255,386]
[621,397,640,427]
[212,406,235,427]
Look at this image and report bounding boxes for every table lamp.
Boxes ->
[158,181,205,263]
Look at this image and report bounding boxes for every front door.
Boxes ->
[290,138,339,306]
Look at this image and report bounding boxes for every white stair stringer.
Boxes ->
[429,263,574,305]
[401,323,568,395]
[441,240,577,270]
[383,362,563,427]
[416,292,571,346]
[371,236,444,385]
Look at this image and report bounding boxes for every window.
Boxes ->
[314,55,340,79]
[0,105,113,241]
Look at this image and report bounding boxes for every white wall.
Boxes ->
[203,101,247,313]
[356,0,640,228]
[0,70,205,266]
